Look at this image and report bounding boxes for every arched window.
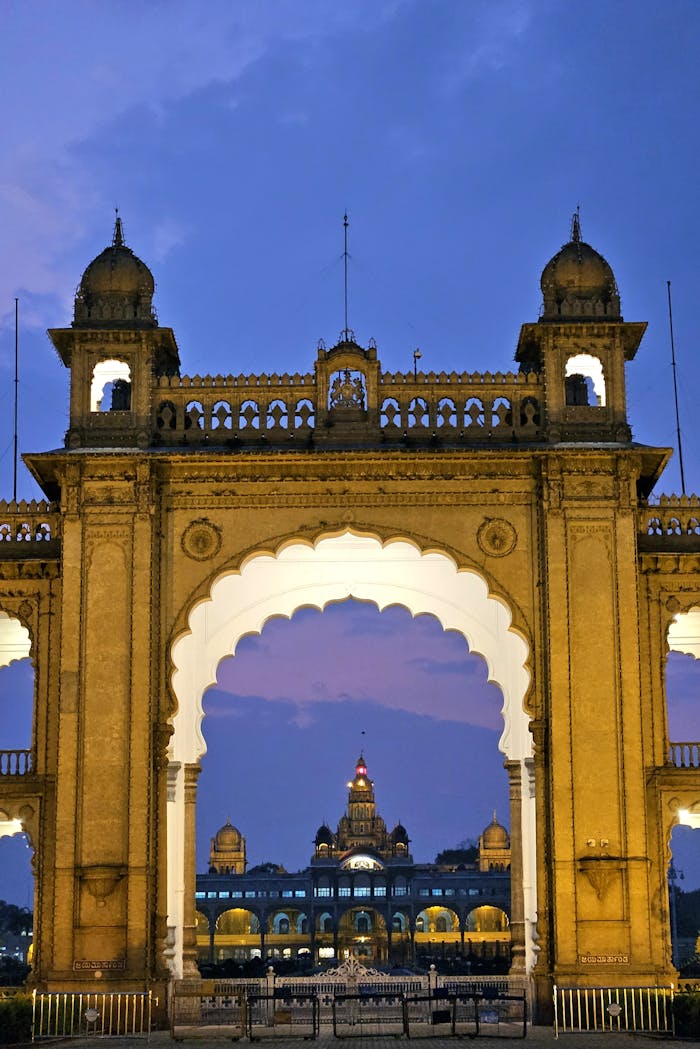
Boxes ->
[565,354,606,406]
[355,912,372,933]
[91,359,131,412]
[381,397,401,428]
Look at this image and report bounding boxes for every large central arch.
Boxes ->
[167,530,536,978]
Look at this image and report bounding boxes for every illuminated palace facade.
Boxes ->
[195,756,511,966]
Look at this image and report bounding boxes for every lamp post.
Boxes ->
[413,349,422,380]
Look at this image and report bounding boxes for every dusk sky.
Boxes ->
[0,2,698,903]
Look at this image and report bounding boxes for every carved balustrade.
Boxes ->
[668,742,700,769]
[638,496,700,539]
[151,369,544,446]
[0,749,32,776]
[0,501,60,552]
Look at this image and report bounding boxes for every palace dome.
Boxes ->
[540,214,620,320]
[482,813,509,848]
[315,823,334,847]
[391,823,409,844]
[215,819,243,849]
[74,215,157,328]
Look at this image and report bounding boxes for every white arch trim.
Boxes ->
[668,606,700,659]
[170,532,532,764]
[167,531,535,977]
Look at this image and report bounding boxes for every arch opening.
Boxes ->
[167,531,535,979]
[90,359,131,412]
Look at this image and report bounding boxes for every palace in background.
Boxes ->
[0,210,697,1022]
[195,755,511,967]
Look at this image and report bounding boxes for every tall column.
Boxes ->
[181,763,201,978]
[505,759,527,975]
[309,914,316,964]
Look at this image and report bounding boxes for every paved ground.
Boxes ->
[55,1031,689,1048]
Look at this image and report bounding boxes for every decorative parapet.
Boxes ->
[0,750,32,775]
[668,742,700,769]
[0,501,61,555]
[151,369,544,446]
[638,495,700,551]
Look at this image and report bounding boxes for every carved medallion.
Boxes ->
[181,519,222,561]
[477,518,517,558]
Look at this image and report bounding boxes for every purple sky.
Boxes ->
[0,2,698,901]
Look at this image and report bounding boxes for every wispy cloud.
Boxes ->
[213,602,504,731]
[0,1,407,327]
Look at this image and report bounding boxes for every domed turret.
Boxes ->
[73,215,157,329]
[315,823,334,847]
[215,818,242,848]
[481,812,509,848]
[391,822,409,844]
[209,818,246,874]
[478,811,511,872]
[540,213,620,321]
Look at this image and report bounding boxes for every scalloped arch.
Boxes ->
[170,530,532,764]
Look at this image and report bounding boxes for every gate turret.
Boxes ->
[48,216,180,448]
[515,214,646,442]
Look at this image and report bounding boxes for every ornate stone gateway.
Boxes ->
[0,215,698,1019]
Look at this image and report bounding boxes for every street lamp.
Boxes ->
[413,349,422,380]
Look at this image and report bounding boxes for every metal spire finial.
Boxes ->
[113,207,125,247]
[571,205,581,243]
[341,211,354,342]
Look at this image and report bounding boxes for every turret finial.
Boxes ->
[571,206,581,243]
[113,207,125,247]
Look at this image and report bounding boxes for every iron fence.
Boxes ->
[170,982,245,1040]
[246,992,319,1040]
[332,990,406,1037]
[553,984,674,1037]
[32,989,152,1040]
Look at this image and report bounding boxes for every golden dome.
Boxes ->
[215,818,242,849]
[540,214,620,320]
[482,812,509,848]
[73,215,156,328]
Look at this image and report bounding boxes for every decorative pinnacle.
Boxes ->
[113,208,125,247]
[571,206,581,244]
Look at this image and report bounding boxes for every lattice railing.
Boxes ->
[151,370,544,445]
[668,742,700,768]
[638,495,700,538]
[0,501,60,545]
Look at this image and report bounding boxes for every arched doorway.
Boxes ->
[167,530,535,978]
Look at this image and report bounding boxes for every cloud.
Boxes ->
[213,602,504,731]
[440,0,535,93]
[0,1,408,328]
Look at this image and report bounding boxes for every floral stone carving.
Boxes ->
[477,518,517,557]
[181,519,222,561]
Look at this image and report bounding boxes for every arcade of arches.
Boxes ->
[195,754,513,968]
[0,214,698,1020]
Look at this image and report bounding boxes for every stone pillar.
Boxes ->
[309,915,316,964]
[181,763,201,978]
[505,758,527,975]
